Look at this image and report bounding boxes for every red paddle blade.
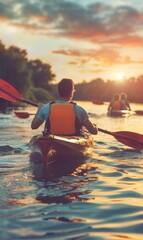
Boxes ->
[92,99,104,105]
[14,111,30,118]
[135,110,143,115]
[14,111,35,118]
[0,79,22,102]
[0,89,17,102]
[113,131,143,149]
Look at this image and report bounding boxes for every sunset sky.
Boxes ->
[1,0,143,83]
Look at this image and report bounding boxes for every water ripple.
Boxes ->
[1,105,143,239]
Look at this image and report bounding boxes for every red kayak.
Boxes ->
[29,131,94,177]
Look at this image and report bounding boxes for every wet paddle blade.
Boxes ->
[113,131,143,149]
[0,89,17,102]
[98,128,143,149]
[14,111,35,119]
[0,79,38,107]
[0,79,23,102]
[135,110,143,115]
[14,111,30,119]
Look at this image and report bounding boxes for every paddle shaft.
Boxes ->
[20,98,38,107]
[0,87,38,107]
[98,128,112,135]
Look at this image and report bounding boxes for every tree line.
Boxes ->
[0,40,55,111]
[0,39,143,111]
[73,77,143,103]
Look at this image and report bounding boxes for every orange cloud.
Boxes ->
[1,1,143,48]
[1,0,143,71]
[52,46,143,67]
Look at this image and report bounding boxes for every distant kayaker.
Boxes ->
[31,78,98,135]
[108,93,124,111]
[120,92,131,111]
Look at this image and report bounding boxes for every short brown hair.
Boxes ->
[58,78,74,97]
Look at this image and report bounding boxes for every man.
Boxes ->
[31,78,98,135]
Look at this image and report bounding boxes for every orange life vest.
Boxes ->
[111,101,121,110]
[45,102,80,135]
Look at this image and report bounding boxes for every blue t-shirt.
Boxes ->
[37,101,89,124]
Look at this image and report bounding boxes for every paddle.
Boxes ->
[14,111,35,119]
[98,128,143,150]
[0,79,38,107]
[0,79,143,149]
[135,110,143,116]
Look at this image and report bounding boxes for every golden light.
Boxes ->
[114,73,125,82]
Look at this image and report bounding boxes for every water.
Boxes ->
[1,102,143,240]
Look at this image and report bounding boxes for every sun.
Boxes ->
[115,73,125,82]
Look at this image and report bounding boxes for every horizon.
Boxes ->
[1,0,143,83]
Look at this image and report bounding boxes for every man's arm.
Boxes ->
[83,119,98,135]
[31,104,44,129]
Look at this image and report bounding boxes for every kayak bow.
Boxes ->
[30,132,94,161]
[29,131,94,177]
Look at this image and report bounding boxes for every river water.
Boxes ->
[1,102,143,240]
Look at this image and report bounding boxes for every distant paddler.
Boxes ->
[108,93,124,112]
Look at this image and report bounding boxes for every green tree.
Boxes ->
[28,59,55,89]
[0,43,32,96]
[0,40,56,110]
